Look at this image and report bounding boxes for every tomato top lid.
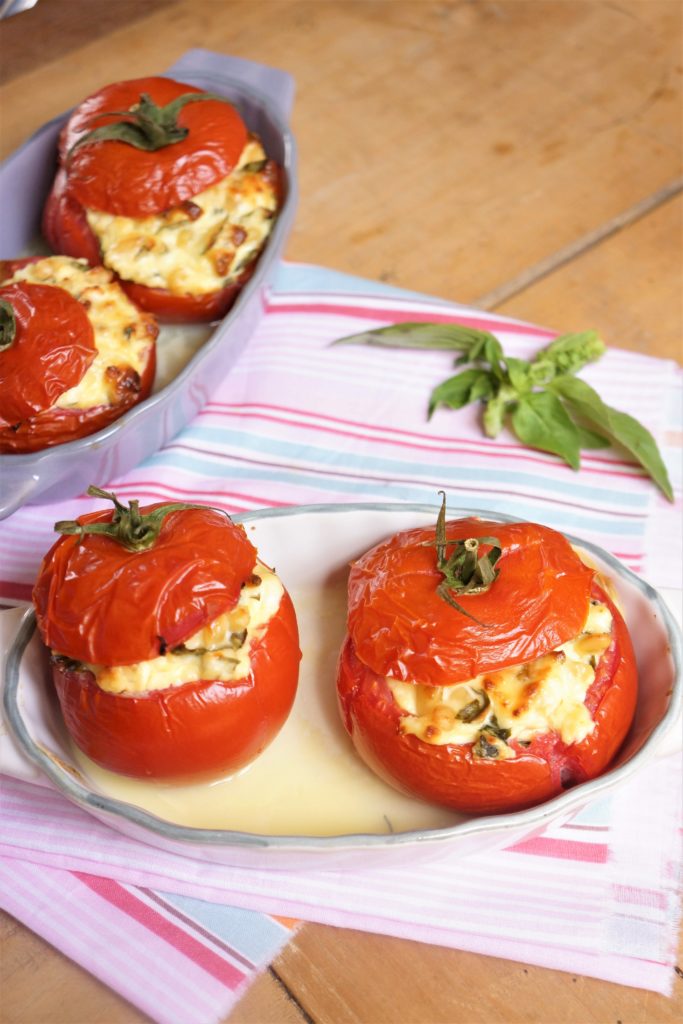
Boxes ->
[61,76,248,218]
[0,281,95,428]
[33,490,258,666]
[347,511,595,686]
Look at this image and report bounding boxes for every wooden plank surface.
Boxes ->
[273,926,683,1024]
[1,0,681,312]
[0,1,681,1022]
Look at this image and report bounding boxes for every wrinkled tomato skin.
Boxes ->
[347,518,595,687]
[33,505,258,666]
[0,281,96,427]
[0,340,156,454]
[59,77,247,218]
[52,590,300,780]
[337,585,637,815]
[42,167,257,324]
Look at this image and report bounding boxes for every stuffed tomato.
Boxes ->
[336,498,637,815]
[33,488,301,780]
[43,76,282,322]
[0,256,157,453]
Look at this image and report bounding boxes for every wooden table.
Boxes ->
[1,1,681,1021]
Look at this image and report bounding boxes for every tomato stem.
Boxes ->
[54,485,226,552]
[427,491,501,622]
[67,91,234,158]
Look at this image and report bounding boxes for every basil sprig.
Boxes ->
[68,91,233,158]
[0,298,17,352]
[334,324,673,501]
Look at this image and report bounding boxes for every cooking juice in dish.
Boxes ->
[71,581,462,836]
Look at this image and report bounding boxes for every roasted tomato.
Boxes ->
[0,256,157,454]
[33,488,301,780]
[43,76,282,322]
[337,500,637,815]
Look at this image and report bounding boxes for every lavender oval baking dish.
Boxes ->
[0,49,297,519]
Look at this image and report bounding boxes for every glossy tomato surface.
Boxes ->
[41,79,273,322]
[42,169,102,267]
[60,77,247,217]
[0,343,156,454]
[0,258,157,453]
[0,281,95,427]
[52,589,300,780]
[347,517,595,686]
[33,505,258,665]
[337,583,637,815]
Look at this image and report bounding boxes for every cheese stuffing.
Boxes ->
[68,561,283,694]
[388,599,613,757]
[85,137,279,297]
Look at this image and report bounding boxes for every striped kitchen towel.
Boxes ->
[1,264,680,597]
[1,263,681,1020]
[0,853,296,1024]
[1,752,681,1000]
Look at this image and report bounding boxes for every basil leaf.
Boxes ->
[332,322,496,352]
[574,422,611,449]
[484,336,505,381]
[469,371,496,403]
[511,391,581,470]
[550,376,673,500]
[428,369,493,417]
[506,356,531,393]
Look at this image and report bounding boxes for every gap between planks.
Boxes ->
[476,176,683,311]
[268,965,317,1024]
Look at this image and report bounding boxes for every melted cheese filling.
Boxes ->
[388,600,613,757]
[6,257,154,410]
[79,561,283,694]
[86,138,278,297]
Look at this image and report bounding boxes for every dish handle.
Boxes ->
[166,48,296,125]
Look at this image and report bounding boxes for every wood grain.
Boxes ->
[496,192,683,360]
[273,924,683,1024]
[0,909,151,1024]
[0,0,681,310]
[0,0,173,85]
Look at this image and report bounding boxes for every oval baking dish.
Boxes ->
[0,50,297,519]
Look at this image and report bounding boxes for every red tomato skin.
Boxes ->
[42,166,264,324]
[347,518,595,687]
[42,169,102,267]
[51,589,301,780]
[0,282,95,426]
[0,256,158,453]
[120,277,248,324]
[60,77,248,218]
[33,506,258,666]
[337,585,637,815]
[0,338,156,454]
